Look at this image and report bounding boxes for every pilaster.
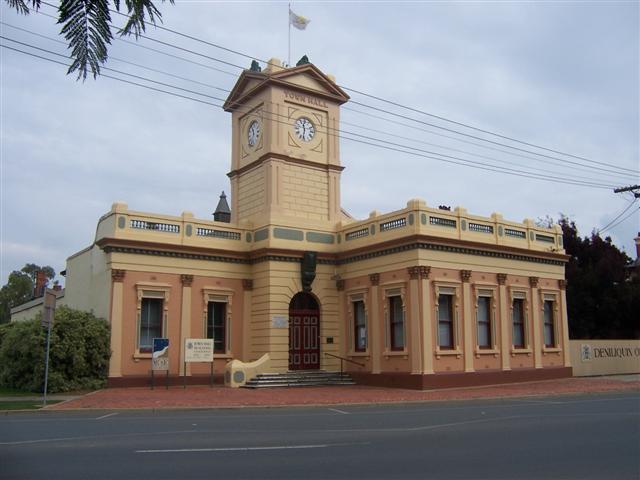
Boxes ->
[497,273,510,371]
[242,279,254,361]
[407,267,423,374]
[108,269,126,378]
[559,280,571,367]
[417,266,433,375]
[369,273,381,374]
[530,276,543,368]
[460,270,474,373]
[179,274,193,376]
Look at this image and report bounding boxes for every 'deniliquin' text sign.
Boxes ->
[184,338,214,363]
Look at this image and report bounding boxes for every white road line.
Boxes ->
[95,412,119,420]
[328,408,349,415]
[137,443,347,453]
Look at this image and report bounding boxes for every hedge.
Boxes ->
[0,306,111,393]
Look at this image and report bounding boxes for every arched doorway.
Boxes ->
[288,292,320,370]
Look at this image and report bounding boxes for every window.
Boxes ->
[389,295,404,350]
[543,299,556,347]
[477,296,492,349]
[207,301,227,354]
[139,298,163,353]
[353,300,367,352]
[438,293,454,349]
[512,298,526,348]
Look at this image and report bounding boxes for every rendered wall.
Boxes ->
[570,340,640,376]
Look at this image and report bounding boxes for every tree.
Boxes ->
[0,263,55,323]
[559,216,640,339]
[5,0,174,80]
[0,306,111,392]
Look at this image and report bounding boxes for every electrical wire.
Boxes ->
[0,36,624,190]
[32,2,639,180]
[81,0,639,176]
[599,200,639,233]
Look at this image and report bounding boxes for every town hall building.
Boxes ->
[61,58,572,388]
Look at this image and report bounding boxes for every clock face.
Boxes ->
[294,117,315,142]
[247,120,260,147]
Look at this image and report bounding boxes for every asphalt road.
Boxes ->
[1,391,639,480]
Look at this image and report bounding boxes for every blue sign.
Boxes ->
[152,338,169,371]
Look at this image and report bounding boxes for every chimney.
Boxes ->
[34,270,47,298]
[213,191,231,223]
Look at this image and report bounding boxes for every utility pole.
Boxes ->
[613,185,640,198]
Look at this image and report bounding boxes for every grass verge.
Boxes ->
[0,400,62,411]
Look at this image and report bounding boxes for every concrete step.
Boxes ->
[241,370,355,389]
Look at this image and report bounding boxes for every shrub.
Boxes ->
[0,306,110,393]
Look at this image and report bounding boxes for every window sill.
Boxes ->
[383,350,408,359]
[348,352,370,358]
[133,352,152,362]
[435,349,462,359]
[475,349,499,358]
[510,348,532,357]
[542,347,561,354]
[214,353,233,360]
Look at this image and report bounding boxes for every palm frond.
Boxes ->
[4,0,41,15]
[58,0,113,80]
[118,0,173,38]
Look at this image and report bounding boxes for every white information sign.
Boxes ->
[272,315,288,329]
[185,338,214,363]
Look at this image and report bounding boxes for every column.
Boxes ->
[242,279,254,362]
[461,270,474,373]
[369,273,381,374]
[419,266,434,375]
[497,273,511,371]
[179,274,193,376]
[407,267,423,374]
[336,279,347,359]
[559,280,571,368]
[530,276,543,368]
[108,269,125,378]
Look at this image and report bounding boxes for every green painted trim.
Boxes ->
[274,227,304,241]
[254,228,269,242]
[306,232,335,244]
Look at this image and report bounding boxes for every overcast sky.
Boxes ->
[1,1,638,285]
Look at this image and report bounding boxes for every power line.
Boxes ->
[0,37,621,190]
[602,207,639,233]
[599,200,639,233]
[33,3,639,179]
[89,1,637,176]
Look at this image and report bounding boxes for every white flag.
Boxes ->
[289,8,310,30]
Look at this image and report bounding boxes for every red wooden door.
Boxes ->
[289,294,320,370]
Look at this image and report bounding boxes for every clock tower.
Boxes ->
[223,58,350,228]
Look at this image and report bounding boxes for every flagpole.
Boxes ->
[288,3,291,67]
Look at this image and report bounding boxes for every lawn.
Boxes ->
[0,399,61,411]
[0,387,40,397]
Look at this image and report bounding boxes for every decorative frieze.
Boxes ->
[529,276,539,288]
[419,266,431,279]
[180,274,194,287]
[111,269,126,282]
[460,270,472,283]
[369,273,380,286]
[497,273,507,285]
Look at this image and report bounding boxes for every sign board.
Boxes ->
[272,315,288,328]
[184,338,214,363]
[41,288,57,328]
[152,338,170,371]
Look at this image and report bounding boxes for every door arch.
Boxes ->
[288,292,320,370]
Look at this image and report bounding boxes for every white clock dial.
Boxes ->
[247,120,260,147]
[294,117,315,142]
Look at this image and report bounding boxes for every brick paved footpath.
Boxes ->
[46,376,639,411]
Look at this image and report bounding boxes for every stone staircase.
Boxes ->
[241,370,355,389]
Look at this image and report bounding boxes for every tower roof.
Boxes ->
[223,59,350,112]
